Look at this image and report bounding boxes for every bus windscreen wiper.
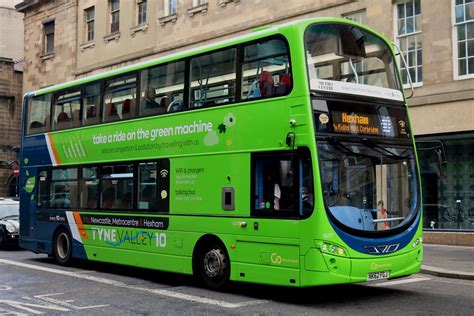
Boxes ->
[326,137,380,160]
[361,138,410,160]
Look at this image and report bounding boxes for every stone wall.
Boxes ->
[0,1,24,59]
[21,0,77,92]
[0,58,22,197]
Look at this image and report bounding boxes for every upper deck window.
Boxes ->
[189,48,237,109]
[103,74,137,122]
[140,61,185,116]
[83,83,101,125]
[27,94,52,135]
[53,90,82,130]
[305,23,402,101]
[241,38,292,100]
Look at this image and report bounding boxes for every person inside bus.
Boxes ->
[143,87,167,114]
[263,171,282,210]
[102,187,116,209]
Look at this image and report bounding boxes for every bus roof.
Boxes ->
[31,17,390,97]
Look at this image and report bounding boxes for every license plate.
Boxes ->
[367,271,390,281]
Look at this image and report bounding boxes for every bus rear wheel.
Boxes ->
[53,228,72,266]
[195,243,230,290]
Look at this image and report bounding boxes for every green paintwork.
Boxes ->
[25,17,422,287]
[24,176,35,193]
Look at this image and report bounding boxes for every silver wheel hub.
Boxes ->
[57,232,70,260]
[203,249,226,278]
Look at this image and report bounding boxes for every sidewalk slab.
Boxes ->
[422,244,473,280]
[421,265,474,281]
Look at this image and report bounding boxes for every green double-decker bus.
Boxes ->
[19,17,423,289]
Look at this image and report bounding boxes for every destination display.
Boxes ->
[314,100,410,139]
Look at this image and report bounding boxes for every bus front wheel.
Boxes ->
[195,243,230,290]
[53,228,72,266]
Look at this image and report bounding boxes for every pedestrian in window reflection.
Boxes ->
[378,200,390,229]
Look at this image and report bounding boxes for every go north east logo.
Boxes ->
[270,252,298,265]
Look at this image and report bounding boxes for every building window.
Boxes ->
[395,0,423,85]
[417,134,474,231]
[85,7,95,42]
[343,9,367,25]
[454,0,474,76]
[43,20,55,54]
[110,0,120,33]
[192,0,207,7]
[164,0,177,16]
[137,0,147,25]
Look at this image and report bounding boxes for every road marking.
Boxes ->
[0,299,70,314]
[0,259,268,309]
[26,293,109,310]
[367,276,430,287]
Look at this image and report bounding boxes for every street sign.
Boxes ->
[13,166,19,177]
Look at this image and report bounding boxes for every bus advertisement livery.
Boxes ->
[19,18,422,289]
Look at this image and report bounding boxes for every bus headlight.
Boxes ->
[319,241,347,257]
[5,222,16,234]
[412,237,422,248]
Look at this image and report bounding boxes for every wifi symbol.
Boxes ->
[160,169,169,178]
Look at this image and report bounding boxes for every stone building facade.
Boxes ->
[0,0,23,197]
[0,59,22,197]
[16,0,474,242]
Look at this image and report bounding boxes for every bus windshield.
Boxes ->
[305,23,402,101]
[318,139,418,233]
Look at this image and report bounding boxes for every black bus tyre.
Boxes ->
[53,228,72,266]
[0,229,6,249]
[196,243,230,290]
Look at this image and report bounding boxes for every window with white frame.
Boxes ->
[193,0,207,7]
[454,0,474,76]
[395,0,423,85]
[85,7,95,42]
[343,10,367,25]
[137,0,147,25]
[110,0,120,33]
[164,0,177,16]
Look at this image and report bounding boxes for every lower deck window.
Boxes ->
[101,164,134,210]
[252,150,313,217]
[36,159,169,213]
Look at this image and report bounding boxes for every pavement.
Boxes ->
[421,244,474,280]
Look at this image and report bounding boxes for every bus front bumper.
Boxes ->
[302,246,423,287]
